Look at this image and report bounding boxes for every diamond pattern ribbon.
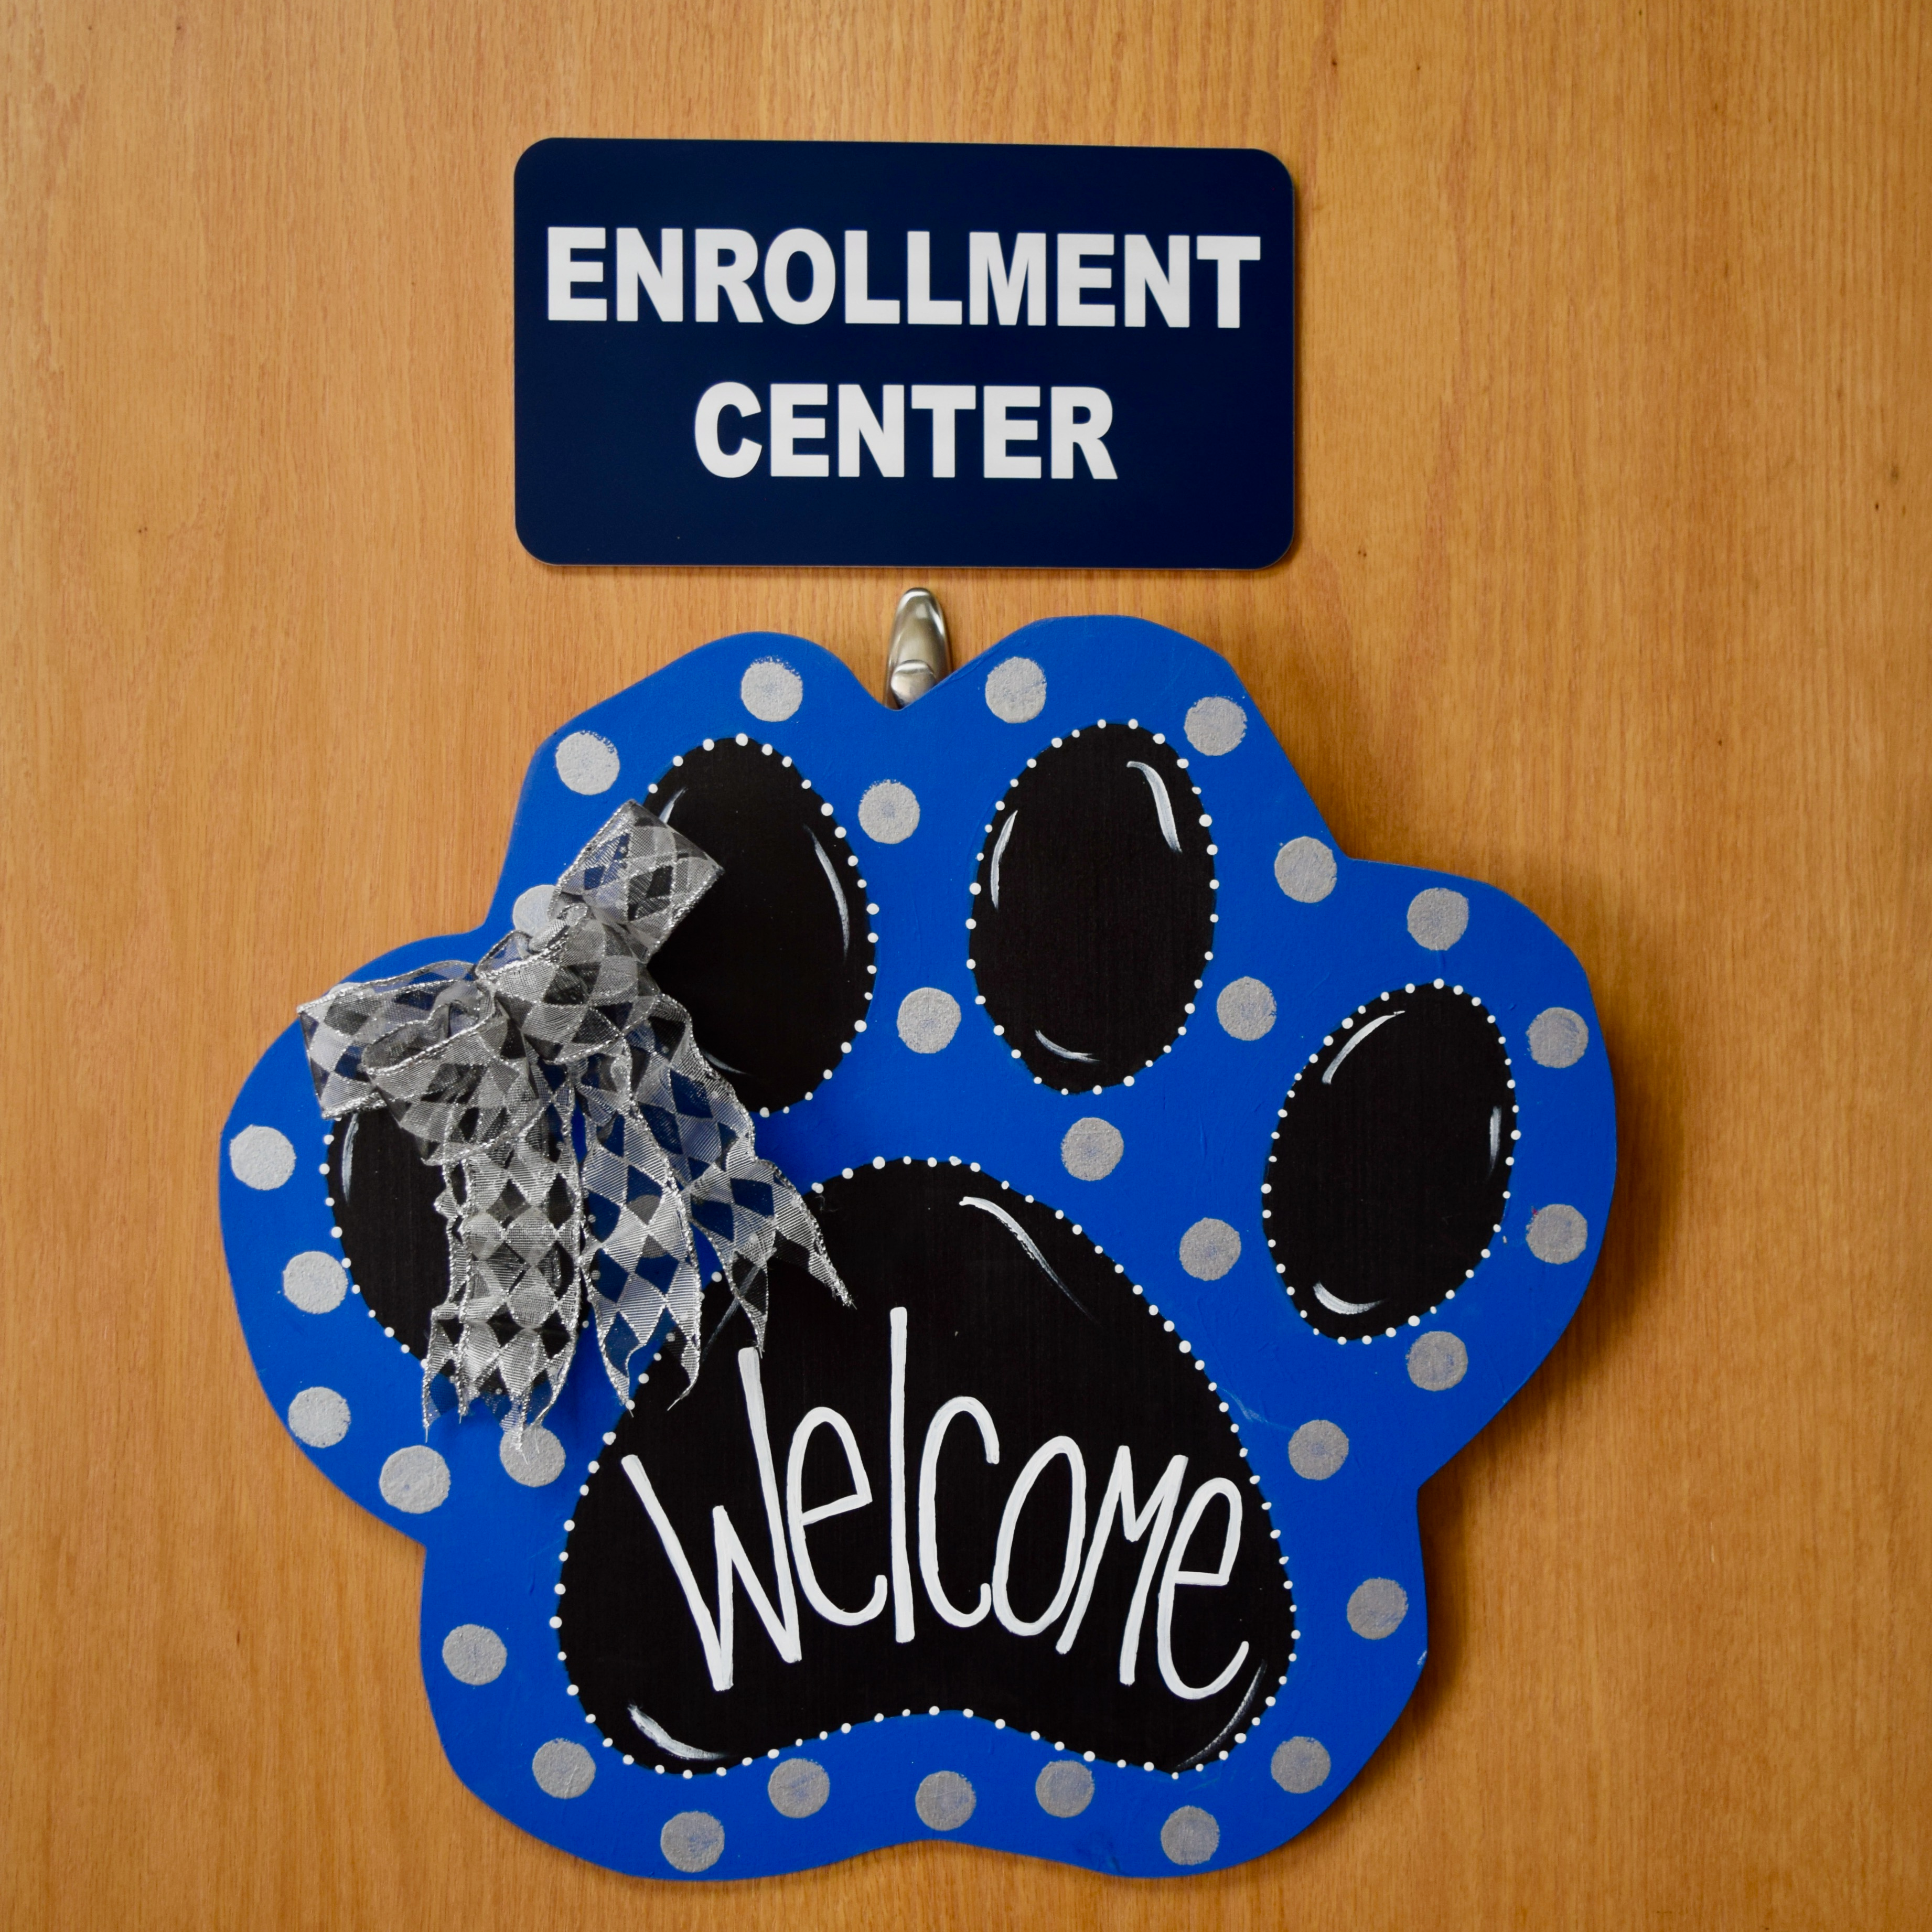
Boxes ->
[299,801,847,1431]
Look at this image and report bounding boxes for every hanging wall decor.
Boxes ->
[220,617,1614,1880]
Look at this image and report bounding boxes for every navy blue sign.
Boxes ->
[514,139,1294,568]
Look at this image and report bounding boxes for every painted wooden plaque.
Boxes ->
[219,618,1614,1879]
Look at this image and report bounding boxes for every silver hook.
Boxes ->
[885,588,950,707]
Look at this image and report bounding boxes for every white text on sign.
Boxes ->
[547,228,1263,328]
[548,227,1262,485]
[691,383,1118,481]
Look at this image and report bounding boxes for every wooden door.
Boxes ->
[6,4,1927,1926]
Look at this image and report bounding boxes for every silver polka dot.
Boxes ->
[554,731,620,796]
[1527,1204,1588,1264]
[1406,886,1469,951]
[768,1756,830,1818]
[532,1738,595,1800]
[1528,1006,1590,1068]
[1061,1117,1124,1181]
[287,1387,349,1447]
[1179,1217,1241,1281]
[379,1445,450,1514]
[512,884,559,936]
[1035,1761,1094,1818]
[1287,1420,1349,1480]
[499,1423,566,1487]
[1183,696,1246,756]
[282,1251,347,1314]
[1160,1804,1220,1865]
[229,1125,296,1190]
[1215,976,1277,1040]
[660,1809,725,1872]
[1347,1577,1409,1640]
[1275,836,1337,903]
[915,1769,976,1831]
[984,656,1046,723]
[1407,1330,1468,1391]
[740,658,803,722]
[1271,1736,1331,1795]
[441,1624,507,1685]
[896,986,961,1054]
[857,779,920,844]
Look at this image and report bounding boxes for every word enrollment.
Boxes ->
[546,226,1264,482]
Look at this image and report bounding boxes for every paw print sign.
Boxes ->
[220,617,1614,1880]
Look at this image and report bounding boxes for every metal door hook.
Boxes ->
[885,588,950,707]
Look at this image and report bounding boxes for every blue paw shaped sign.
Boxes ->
[220,617,1614,1879]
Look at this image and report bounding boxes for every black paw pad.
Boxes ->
[970,724,1216,1090]
[646,738,874,1113]
[558,1161,1294,1773]
[326,1110,449,1356]
[1264,982,1516,1340]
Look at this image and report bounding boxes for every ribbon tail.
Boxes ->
[685,1145,851,1358]
[582,1113,705,1395]
[626,985,850,1361]
[418,1109,587,1439]
[419,1161,467,1431]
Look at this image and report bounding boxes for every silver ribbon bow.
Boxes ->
[298,801,847,1431]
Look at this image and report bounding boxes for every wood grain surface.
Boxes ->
[5,3,1928,1926]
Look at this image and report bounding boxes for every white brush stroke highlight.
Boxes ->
[809,830,850,954]
[1128,760,1183,852]
[630,1705,727,1760]
[989,810,1018,907]
[960,1195,1088,1316]
[1176,1660,1269,1769]
[1314,1282,1382,1316]
[1323,1009,1402,1084]
[1034,1029,1098,1062]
